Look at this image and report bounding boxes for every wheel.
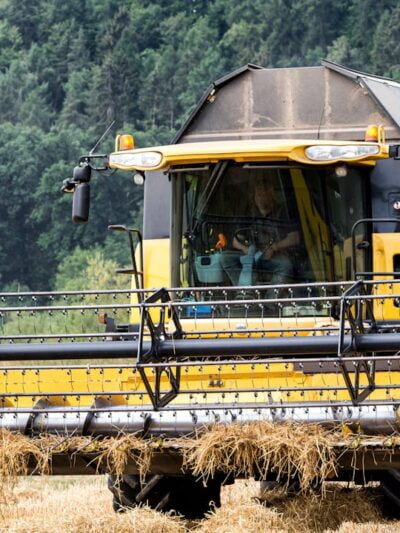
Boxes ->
[108,474,222,519]
[378,469,400,518]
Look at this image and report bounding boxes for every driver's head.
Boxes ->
[254,176,276,216]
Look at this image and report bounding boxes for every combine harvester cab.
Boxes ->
[2,61,400,517]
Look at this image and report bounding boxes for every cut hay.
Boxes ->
[273,485,382,532]
[1,477,186,533]
[0,431,49,502]
[1,425,400,532]
[0,423,398,505]
[180,421,337,492]
[0,422,379,496]
[94,434,153,483]
[199,480,394,533]
[3,477,397,533]
[37,433,154,483]
[0,431,49,477]
[0,430,154,497]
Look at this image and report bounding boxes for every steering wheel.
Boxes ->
[234,228,256,247]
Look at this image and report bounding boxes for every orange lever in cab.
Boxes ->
[215,233,227,250]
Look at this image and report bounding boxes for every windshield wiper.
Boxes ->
[189,160,229,238]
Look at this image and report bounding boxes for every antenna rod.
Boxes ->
[89,120,115,155]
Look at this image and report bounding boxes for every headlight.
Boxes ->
[109,151,162,169]
[305,144,379,161]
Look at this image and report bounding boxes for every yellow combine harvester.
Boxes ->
[2,61,400,517]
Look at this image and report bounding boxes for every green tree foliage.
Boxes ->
[371,5,400,78]
[54,246,125,291]
[0,123,50,288]
[0,0,399,290]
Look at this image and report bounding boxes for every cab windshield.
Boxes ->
[171,162,368,292]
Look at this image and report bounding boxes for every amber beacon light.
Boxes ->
[115,134,135,151]
[365,124,385,143]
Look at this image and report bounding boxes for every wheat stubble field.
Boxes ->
[0,477,399,533]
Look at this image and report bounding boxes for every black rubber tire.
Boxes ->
[108,474,222,519]
[378,469,400,519]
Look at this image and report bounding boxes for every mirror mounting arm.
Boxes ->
[78,153,109,171]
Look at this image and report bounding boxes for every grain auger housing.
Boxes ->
[3,62,400,517]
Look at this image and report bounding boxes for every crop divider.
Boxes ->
[137,288,183,410]
[338,281,377,405]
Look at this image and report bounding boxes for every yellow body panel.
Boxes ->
[373,233,400,320]
[142,238,170,289]
[1,358,399,410]
[130,238,170,323]
[108,139,388,171]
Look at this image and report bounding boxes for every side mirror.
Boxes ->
[72,182,90,224]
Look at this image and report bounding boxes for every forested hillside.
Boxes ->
[1,0,399,290]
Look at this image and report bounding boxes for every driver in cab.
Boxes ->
[220,177,300,286]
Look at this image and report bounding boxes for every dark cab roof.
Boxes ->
[173,61,400,143]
